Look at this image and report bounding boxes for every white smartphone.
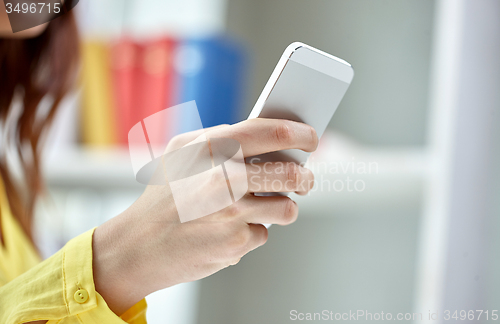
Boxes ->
[247,42,354,176]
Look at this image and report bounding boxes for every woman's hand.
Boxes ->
[92,118,318,315]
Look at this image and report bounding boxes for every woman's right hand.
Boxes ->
[92,118,318,315]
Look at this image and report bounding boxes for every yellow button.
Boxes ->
[74,288,89,304]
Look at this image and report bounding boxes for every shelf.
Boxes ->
[43,133,429,211]
[43,147,143,189]
[295,134,428,214]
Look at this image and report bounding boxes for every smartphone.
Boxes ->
[247,42,354,172]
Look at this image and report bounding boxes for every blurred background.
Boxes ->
[35,0,499,323]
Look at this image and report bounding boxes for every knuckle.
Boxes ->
[171,133,183,143]
[228,228,251,251]
[228,258,241,266]
[209,169,227,188]
[286,163,300,188]
[166,135,183,151]
[283,198,298,224]
[273,122,293,147]
[225,203,242,218]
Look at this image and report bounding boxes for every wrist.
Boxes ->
[92,215,149,315]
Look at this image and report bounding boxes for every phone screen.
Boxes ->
[251,48,352,165]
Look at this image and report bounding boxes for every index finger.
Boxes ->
[205,118,319,157]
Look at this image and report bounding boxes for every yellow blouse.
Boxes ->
[0,178,147,324]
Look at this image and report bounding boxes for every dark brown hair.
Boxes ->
[0,12,80,242]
